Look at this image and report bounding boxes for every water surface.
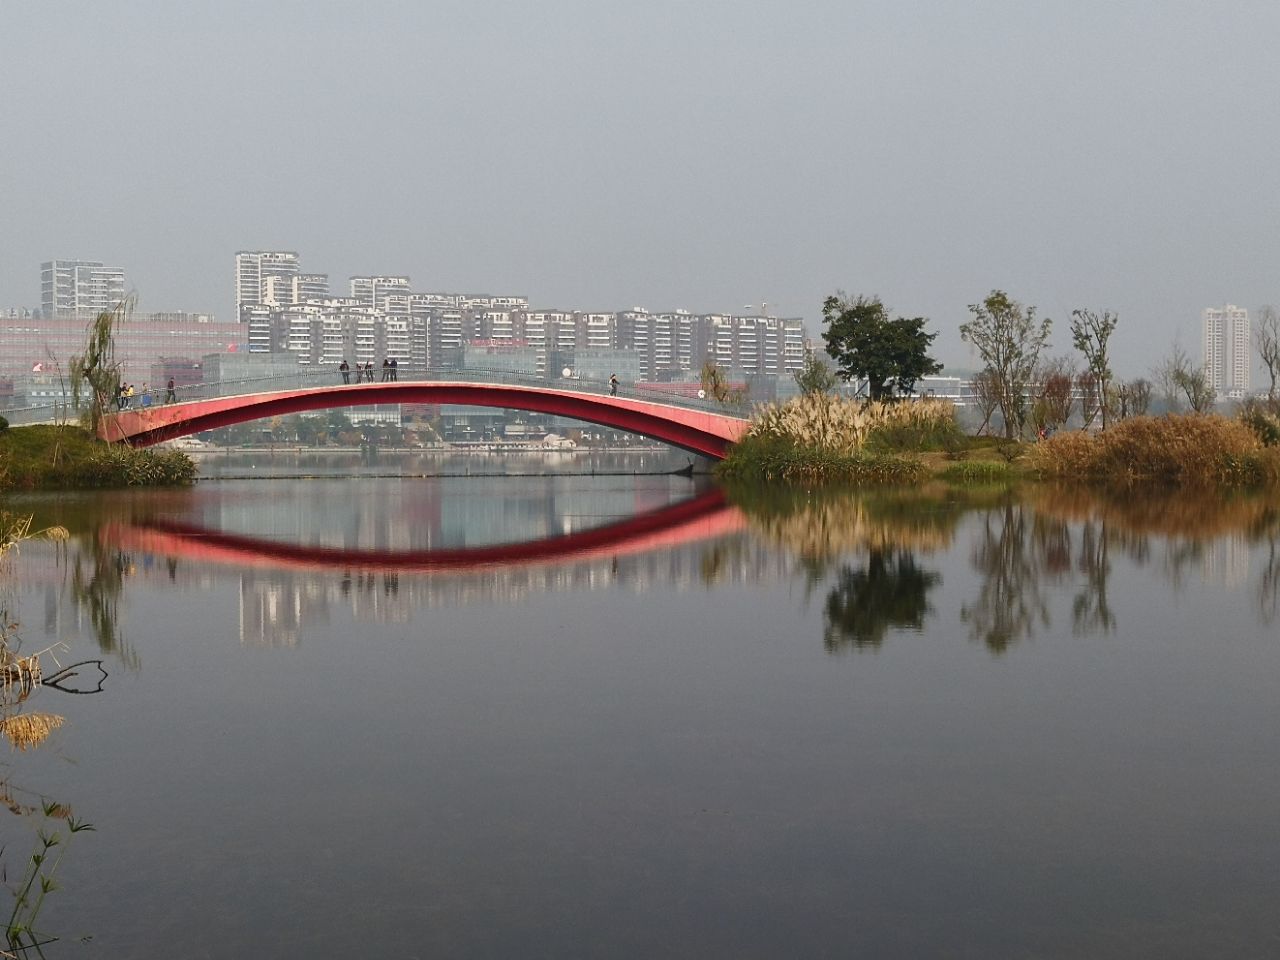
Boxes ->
[2,467,1278,958]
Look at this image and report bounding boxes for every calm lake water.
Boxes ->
[2,455,1279,958]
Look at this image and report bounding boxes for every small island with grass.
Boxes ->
[0,304,196,492]
[0,422,195,491]
[716,390,1280,489]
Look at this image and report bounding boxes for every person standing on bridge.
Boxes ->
[165,378,176,403]
[340,359,350,384]
[390,357,398,381]
[364,361,374,382]
[610,374,619,396]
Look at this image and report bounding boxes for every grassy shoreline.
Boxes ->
[0,425,196,491]
[716,395,1280,490]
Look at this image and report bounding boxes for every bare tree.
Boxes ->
[793,347,838,395]
[1070,308,1118,429]
[699,359,747,407]
[1077,371,1101,428]
[970,369,1001,436]
[1029,357,1074,434]
[1114,378,1152,419]
[1256,304,1280,406]
[1158,345,1216,413]
[960,290,1052,439]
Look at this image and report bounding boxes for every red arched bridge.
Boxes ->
[99,380,750,459]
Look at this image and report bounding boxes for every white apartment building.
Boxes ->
[41,259,126,318]
[350,276,411,310]
[236,251,299,316]
[1203,304,1251,397]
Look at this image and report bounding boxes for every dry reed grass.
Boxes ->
[747,394,956,454]
[0,654,42,700]
[1030,414,1270,486]
[0,712,64,751]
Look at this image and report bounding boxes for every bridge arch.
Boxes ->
[100,382,749,459]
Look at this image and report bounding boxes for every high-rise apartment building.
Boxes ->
[1203,304,1251,397]
[40,259,126,318]
[235,251,299,318]
[350,276,411,309]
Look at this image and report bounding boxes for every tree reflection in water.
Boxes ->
[823,549,939,652]
[725,484,963,653]
[732,482,1280,655]
[69,529,139,667]
[961,502,1052,653]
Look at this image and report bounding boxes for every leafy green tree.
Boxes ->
[821,294,942,401]
[793,347,838,395]
[960,290,1051,439]
[1070,308,1118,429]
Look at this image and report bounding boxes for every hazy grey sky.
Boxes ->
[4,0,1279,374]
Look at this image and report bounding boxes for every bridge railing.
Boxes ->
[0,364,749,427]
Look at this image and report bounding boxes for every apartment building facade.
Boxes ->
[1203,304,1251,398]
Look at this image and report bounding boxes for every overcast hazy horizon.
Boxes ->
[5,1,1279,378]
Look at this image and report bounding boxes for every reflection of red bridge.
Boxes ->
[102,488,745,575]
[100,382,749,459]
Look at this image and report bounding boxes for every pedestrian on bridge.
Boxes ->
[610,374,619,396]
[340,360,350,384]
[364,362,374,382]
[381,358,391,382]
[390,358,398,381]
[165,378,176,403]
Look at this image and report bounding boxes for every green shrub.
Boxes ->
[0,425,196,490]
[866,415,964,453]
[717,433,924,485]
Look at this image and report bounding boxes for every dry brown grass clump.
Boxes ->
[1031,414,1269,486]
[0,712,64,751]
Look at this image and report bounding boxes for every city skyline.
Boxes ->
[7,2,1280,379]
[8,251,1274,388]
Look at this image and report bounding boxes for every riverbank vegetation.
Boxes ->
[719,389,1280,489]
[0,425,195,491]
[1030,412,1280,487]
[716,393,959,483]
